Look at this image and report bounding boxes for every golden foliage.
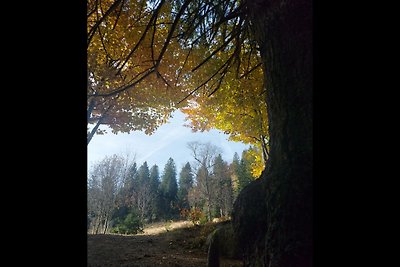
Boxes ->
[87,0,268,160]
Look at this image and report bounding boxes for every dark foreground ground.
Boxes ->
[87,221,242,267]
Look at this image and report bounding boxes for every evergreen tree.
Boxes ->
[194,163,213,220]
[149,164,161,221]
[149,165,160,189]
[124,162,137,202]
[160,158,178,219]
[177,162,193,210]
[237,151,253,192]
[230,152,241,200]
[128,162,138,181]
[136,162,150,184]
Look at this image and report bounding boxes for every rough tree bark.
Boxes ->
[232,0,313,266]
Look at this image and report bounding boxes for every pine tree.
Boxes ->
[160,158,178,219]
[230,152,241,200]
[136,162,150,184]
[237,151,253,192]
[149,165,160,190]
[149,164,161,221]
[124,162,137,202]
[178,162,193,210]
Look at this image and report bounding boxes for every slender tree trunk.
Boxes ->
[103,218,108,234]
[204,169,212,221]
[206,182,212,221]
[103,213,111,234]
[95,216,102,234]
[260,135,269,164]
[232,0,312,266]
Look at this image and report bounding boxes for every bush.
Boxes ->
[111,211,143,235]
[180,207,207,225]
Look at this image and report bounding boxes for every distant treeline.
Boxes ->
[87,142,261,234]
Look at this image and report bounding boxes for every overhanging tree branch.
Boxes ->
[112,0,125,30]
[191,30,238,72]
[88,0,123,47]
[239,62,262,79]
[88,67,155,98]
[87,105,113,145]
[116,0,166,75]
[178,50,235,104]
[155,0,193,69]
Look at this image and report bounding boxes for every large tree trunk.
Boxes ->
[232,0,312,266]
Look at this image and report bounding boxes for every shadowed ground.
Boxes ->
[87,220,242,267]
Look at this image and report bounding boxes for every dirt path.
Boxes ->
[87,220,242,267]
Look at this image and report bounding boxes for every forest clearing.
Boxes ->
[87,220,242,267]
[87,0,313,265]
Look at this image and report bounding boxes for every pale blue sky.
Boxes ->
[87,110,250,170]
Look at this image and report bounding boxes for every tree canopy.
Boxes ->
[87,0,266,157]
